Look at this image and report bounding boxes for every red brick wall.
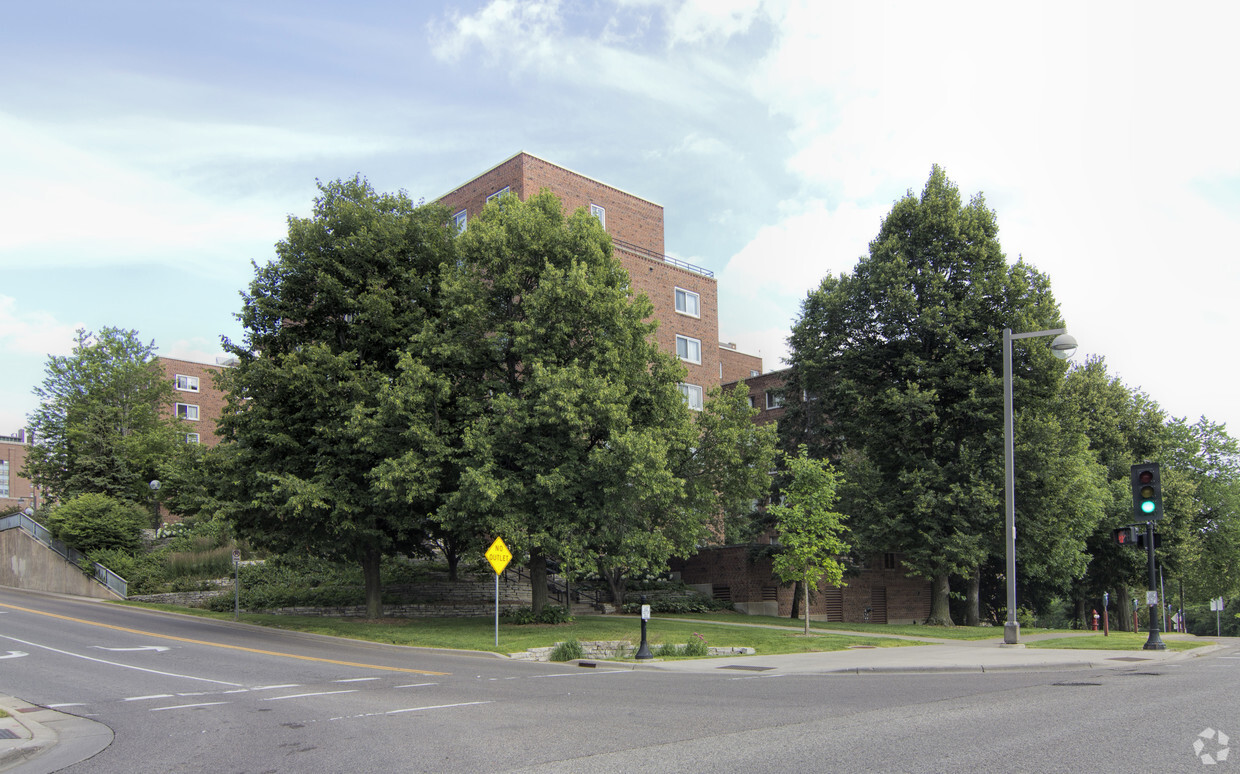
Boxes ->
[0,437,34,511]
[725,368,788,426]
[670,545,933,624]
[158,358,228,448]
[719,345,762,384]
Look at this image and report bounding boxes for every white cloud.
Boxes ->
[0,296,83,358]
[666,0,769,45]
[721,198,885,297]
[430,0,564,63]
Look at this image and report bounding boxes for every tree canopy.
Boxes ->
[25,327,181,507]
[782,166,1106,624]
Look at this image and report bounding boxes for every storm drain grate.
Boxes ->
[719,665,774,671]
[0,729,19,739]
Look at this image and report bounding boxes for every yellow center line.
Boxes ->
[0,602,449,676]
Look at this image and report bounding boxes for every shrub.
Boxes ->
[88,548,167,595]
[46,494,147,554]
[682,632,708,657]
[501,606,575,625]
[549,639,584,662]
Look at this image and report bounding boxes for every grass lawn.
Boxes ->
[1024,631,1211,651]
[118,602,919,657]
[655,611,1044,641]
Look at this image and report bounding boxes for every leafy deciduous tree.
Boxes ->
[769,447,849,635]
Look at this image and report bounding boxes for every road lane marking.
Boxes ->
[333,677,381,683]
[262,690,357,701]
[327,701,494,721]
[0,651,28,660]
[394,682,439,688]
[0,602,448,675]
[92,645,170,653]
[253,684,301,690]
[46,703,87,708]
[125,695,175,702]
[0,634,242,686]
[150,702,229,712]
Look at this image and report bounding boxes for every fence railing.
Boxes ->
[611,239,715,278]
[511,564,610,609]
[0,512,128,598]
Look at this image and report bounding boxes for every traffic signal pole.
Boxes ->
[1143,520,1166,650]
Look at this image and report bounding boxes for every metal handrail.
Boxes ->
[611,238,715,278]
[510,565,610,608]
[0,512,128,598]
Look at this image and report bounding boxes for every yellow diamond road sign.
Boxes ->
[486,537,512,576]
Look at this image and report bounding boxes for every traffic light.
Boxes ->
[1130,462,1163,522]
[1113,526,1139,546]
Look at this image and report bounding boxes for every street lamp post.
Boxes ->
[1003,327,1077,646]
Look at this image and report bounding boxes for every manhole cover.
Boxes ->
[719,665,774,671]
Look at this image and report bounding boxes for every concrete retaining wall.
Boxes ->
[0,528,122,601]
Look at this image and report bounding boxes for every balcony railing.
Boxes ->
[612,238,714,278]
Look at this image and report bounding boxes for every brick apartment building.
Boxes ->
[0,431,36,514]
[158,356,231,448]
[437,152,762,405]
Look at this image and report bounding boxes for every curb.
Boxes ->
[0,697,113,774]
[0,698,56,773]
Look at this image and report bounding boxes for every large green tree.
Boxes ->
[436,190,775,613]
[216,177,456,617]
[783,166,1104,625]
[26,327,181,507]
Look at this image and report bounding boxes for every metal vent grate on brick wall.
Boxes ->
[712,584,731,602]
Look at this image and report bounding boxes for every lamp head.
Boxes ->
[1050,333,1077,360]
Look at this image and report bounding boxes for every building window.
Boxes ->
[884,553,897,570]
[675,335,702,365]
[747,395,757,409]
[750,369,760,377]
[590,203,605,229]
[765,391,784,410]
[486,186,510,205]
[174,374,199,392]
[678,383,704,411]
[175,403,200,421]
[452,210,467,233]
[674,287,700,318]
[185,433,200,444]
[0,460,8,498]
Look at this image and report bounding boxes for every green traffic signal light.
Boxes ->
[1131,463,1163,521]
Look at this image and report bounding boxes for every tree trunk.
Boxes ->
[926,573,954,626]
[362,547,383,619]
[1116,587,1132,632]
[965,568,980,627]
[603,564,626,612]
[1075,597,1087,630]
[529,546,548,614]
[444,539,460,582]
[790,580,803,620]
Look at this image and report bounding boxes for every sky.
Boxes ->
[2,0,1238,438]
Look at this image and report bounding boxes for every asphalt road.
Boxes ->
[1,587,1235,773]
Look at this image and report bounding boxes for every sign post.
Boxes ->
[485,538,512,647]
[233,548,241,621]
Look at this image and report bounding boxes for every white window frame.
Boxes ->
[674,287,700,318]
[486,186,510,205]
[0,460,8,498]
[590,203,605,229]
[765,391,784,410]
[185,433,200,444]
[175,403,200,421]
[174,374,199,392]
[452,209,467,232]
[750,369,760,377]
[747,395,757,409]
[678,383,704,411]
[675,334,702,365]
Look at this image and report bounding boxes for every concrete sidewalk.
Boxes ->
[0,696,111,774]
